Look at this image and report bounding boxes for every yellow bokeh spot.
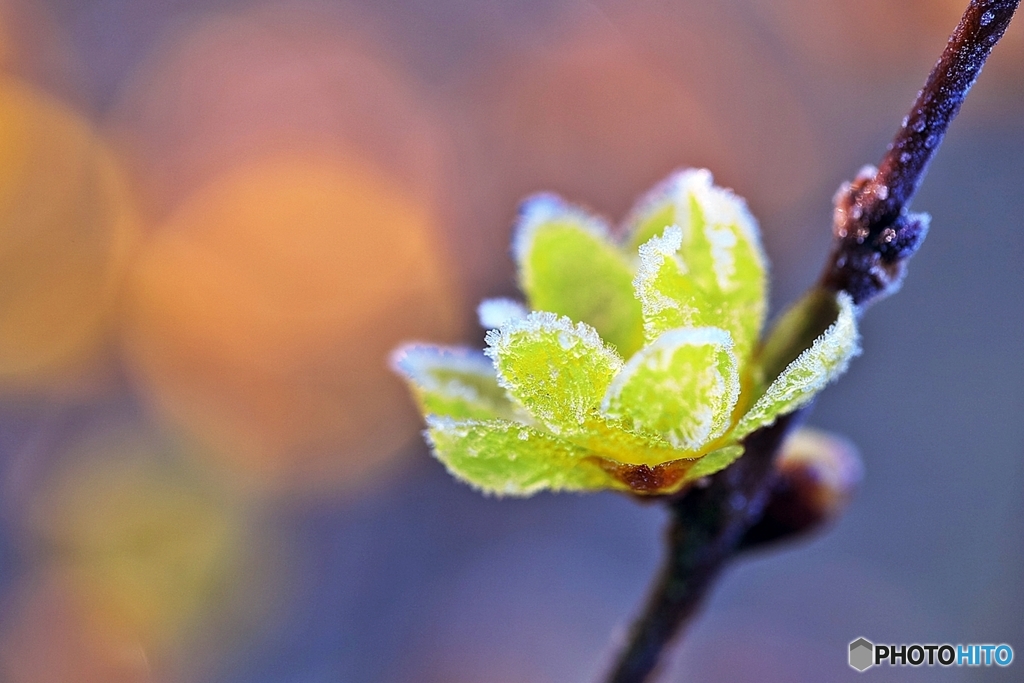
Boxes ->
[123,156,462,492]
[30,428,249,654]
[0,75,136,387]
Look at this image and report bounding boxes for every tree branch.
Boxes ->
[604,1,1019,681]
[605,414,797,683]
[821,0,1020,306]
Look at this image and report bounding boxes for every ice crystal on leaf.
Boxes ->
[393,169,860,495]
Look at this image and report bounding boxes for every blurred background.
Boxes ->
[0,0,1021,681]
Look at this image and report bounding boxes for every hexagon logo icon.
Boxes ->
[849,637,874,672]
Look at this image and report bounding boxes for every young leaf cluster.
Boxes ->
[395,170,859,495]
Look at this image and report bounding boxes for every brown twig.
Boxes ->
[605,414,798,683]
[822,0,1020,306]
[604,2,1019,681]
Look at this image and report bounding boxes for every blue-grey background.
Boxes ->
[0,0,1021,680]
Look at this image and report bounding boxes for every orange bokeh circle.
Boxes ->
[0,75,136,389]
[123,156,462,493]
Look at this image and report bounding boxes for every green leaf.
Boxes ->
[733,292,860,439]
[752,287,843,394]
[623,172,682,253]
[684,445,745,481]
[426,417,611,495]
[625,169,767,362]
[561,416,684,468]
[601,327,740,451]
[514,194,645,356]
[486,312,623,435]
[391,345,515,421]
[633,225,712,340]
